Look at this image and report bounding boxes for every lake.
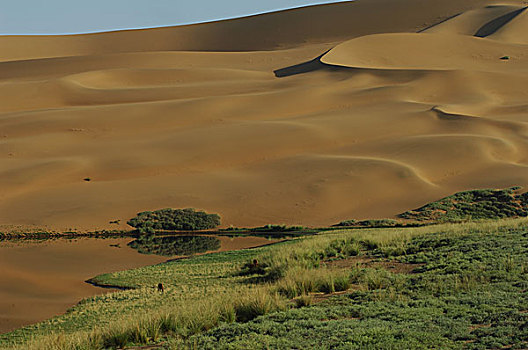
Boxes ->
[0,234,275,334]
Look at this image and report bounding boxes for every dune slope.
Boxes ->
[0,0,527,231]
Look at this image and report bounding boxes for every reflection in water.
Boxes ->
[0,237,167,334]
[127,235,221,256]
[0,235,278,334]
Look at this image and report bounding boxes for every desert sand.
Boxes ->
[0,0,527,231]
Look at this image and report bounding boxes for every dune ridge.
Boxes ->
[0,0,494,62]
[0,0,527,231]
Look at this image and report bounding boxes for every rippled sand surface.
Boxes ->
[0,0,527,232]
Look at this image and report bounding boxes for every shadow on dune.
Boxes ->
[430,106,473,121]
[274,51,329,77]
[417,13,461,33]
[274,50,359,78]
[418,6,526,37]
[474,7,527,37]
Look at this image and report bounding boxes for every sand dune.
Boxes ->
[321,33,528,71]
[0,0,494,62]
[487,7,528,43]
[0,0,528,231]
[422,5,524,36]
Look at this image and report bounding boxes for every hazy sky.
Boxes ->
[0,1,350,35]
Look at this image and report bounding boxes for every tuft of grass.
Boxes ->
[233,289,286,322]
[361,269,393,290]
[294,294,313,308]
[274,267,353,297]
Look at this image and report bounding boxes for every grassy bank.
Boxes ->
[2,219,528,349]
[193,219,528,349]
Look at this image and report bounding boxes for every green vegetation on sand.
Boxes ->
[191,220,528,349]
[4,218,527,349]
[399,187,528,222]
[332,218,401,228]
[127,208,221,233]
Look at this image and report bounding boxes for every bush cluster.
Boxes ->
[250,224,305,232]
[127,208,221,233]
[333,219,399,228]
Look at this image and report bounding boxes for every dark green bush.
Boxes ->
[333,219,357,227]
[250,224,305,232]
[127,208,221,233]
[333,219,399,228]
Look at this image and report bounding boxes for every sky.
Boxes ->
[0,0,350,35]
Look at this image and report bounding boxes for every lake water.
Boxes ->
[0,235,275,334]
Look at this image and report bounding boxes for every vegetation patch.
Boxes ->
[332,219,403,228]
[325,256,424,275]
[127,208,221,234]
[191,220,528,349]
[399,187,528,222]
[4,219,528,349]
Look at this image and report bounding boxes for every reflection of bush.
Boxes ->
[127,208,221,234]
[128,235,221,256]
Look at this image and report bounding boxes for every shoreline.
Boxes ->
[0,234,283,336]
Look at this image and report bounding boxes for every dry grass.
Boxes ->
[10,286,285,350]
[7,218,528,349]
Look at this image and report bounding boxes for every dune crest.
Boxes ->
[320,32,528,71]
[1,0,528,231]
[487,7,528,43]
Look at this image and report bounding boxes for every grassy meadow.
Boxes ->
[1,219,527,349]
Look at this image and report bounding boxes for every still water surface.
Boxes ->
[0,235,274,333]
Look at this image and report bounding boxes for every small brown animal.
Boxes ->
[157,283,164,294]
[253,259,259,268]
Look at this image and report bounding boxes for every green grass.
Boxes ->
[399,187,528,222]
[0,248,274,348]
[191,219,528,349]
[3,219,528,349]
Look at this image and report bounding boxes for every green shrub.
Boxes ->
[127,208,221,232]
[399,187,528,222]
[333,219,399,228]
[357,219,398,227]
[250,224,305,232]
[333,219,357,227]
